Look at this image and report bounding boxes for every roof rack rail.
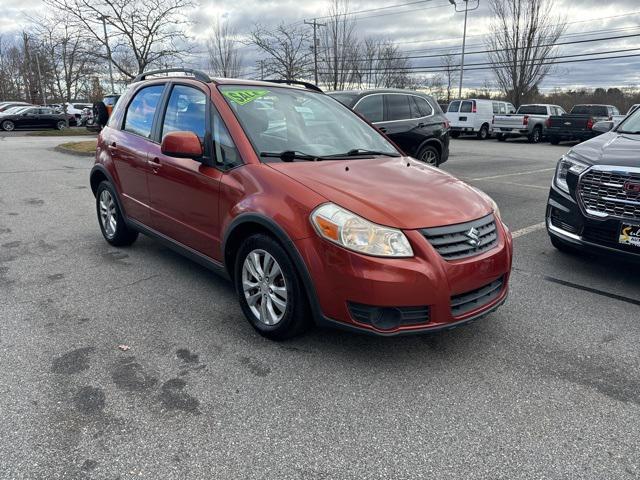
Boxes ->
[263,79,323,93]
[133,68,212,83]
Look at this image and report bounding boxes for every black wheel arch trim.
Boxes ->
[90,164,128,218]
[222,213,324,324]
[416,138,443,158]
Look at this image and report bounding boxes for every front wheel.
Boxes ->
[528,127,542,143]
[549,136,560,145]
[496,133,506,142]
[235,234,310,340]
[450,131,460,139]
[2,120,15,132]
[550,235,576,254]
[417,145,440,166]
[56,120,66,130]
[95,181,138,246]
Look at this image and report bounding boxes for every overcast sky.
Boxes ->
[2,0,640,91]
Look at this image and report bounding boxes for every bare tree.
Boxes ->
[43,0,195,80]
[486,0,566,106]
[207,17,243,78]
[440,53,458,102]
[318,0,358,90]
[249,23,312,80]
[354,37,410,89]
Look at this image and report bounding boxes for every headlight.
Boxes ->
[310,203,413,257]
[554,153,589,193]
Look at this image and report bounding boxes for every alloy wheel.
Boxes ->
[57,121,66,130]
[2,121,14,132]
[99,189,117,239]
[421,149,438,165]
[242,249,287,325]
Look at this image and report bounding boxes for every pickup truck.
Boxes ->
[492,104,565,143]
[546,104,620,145]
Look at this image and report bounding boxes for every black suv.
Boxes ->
[547,108,640,261]
[329,89,450,166]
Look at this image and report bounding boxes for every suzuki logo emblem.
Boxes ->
[466,227,481,248]
[624,180,640,193]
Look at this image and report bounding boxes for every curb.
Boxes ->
[54,145,96,157]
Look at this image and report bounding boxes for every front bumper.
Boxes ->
[546,183,640,261]
[295,221,513,335]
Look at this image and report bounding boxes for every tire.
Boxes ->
[2,120,15,132]
[549,136,560,145]
[550,235,576,254]
[56,120,66,130]
[93,102,109,127]
[95,181,138,247]
[528,126,542,143]
[450,131,460,139]
[496,133,506,142]
[477,124,489,140]
[234,234,311,340]
[417,145,440,166]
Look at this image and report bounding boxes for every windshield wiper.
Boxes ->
[326,148,401,158]
[260,150,323,162]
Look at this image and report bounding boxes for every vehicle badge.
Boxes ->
[466,227,481,249]
[623,180,640,193]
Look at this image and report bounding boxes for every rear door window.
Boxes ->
[354,95,383,123]
[124,85,164,138]
[410,96,433,118]
[460,101,473,113]
[499,103,506,114]
[385,95,412,121]
[448,101,461,112]
[492,102,500,114]
[161,84,207,141]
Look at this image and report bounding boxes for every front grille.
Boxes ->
[348,302,430,329]
[451,276,504,317]
[578,169,640,220]
[420,214,498,260]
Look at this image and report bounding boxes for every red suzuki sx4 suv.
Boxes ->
[90,69,513,340]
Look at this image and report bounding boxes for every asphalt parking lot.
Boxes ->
[1,134,638,479]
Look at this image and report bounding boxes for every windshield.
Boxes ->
[617,107,640,133]
[219,86,399,159]
[2,106,29,114]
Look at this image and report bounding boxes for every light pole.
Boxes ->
[449,0,479,98]
[98,14,116,93]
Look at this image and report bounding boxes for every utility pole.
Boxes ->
[449,0,479,98]
[304,18,326,86]
[35,51,46,105]
[98,14,116,93]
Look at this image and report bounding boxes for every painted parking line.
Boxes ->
[471,167,556,181]
[511,222,547,238]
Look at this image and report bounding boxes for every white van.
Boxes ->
[446,99,515,139]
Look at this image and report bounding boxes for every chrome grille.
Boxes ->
[578,169,640,220]
[420,214,498,260]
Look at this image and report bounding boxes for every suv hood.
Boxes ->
[269,156,493,229]
[572,131,640,167]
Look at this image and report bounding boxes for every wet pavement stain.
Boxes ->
[0,227,11,234]
[2,240,21,248]
[239,355,271,377]
[159,378,200,413]
[81,459,98,471]
[51,347,94,374]
[176,348,199,364]
[112,358,158,392]
[74,386,105,414]
[47,273,65,281]
[24,198,45,206]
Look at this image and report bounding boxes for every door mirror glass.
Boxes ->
[592,120,614,133]
[161,131,203,158]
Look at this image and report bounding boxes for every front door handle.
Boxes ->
[147,158,161,171]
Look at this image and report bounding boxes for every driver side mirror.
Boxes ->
[161,131,203,159]
[592,121,614,133]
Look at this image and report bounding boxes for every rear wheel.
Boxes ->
[528,126,542,143]
[56,120,66,130]
[235,234,311,340]
[417,145,439,166]
[477,124,489,140]
[96,181,138,247]
[1,120,15,132]
[549,136,560,145]
[496,133,506,142]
